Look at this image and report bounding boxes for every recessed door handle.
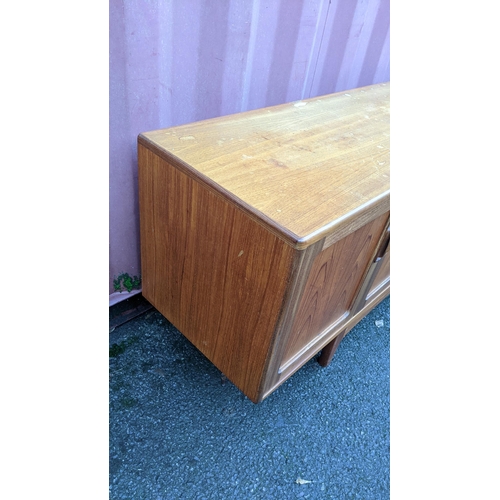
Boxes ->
[374,226,390,262]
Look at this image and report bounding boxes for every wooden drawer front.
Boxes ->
[278,212,389,374]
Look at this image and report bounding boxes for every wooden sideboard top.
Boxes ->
[139,82,389,249]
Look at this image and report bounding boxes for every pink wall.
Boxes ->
[109,0,390,302]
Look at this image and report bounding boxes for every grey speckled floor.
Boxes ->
[109,297,390,499]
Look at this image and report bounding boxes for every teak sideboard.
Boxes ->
[138,82,390,403]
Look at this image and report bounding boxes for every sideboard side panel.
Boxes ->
[139,144,296,402]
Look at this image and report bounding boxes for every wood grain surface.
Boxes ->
[279,212,389,369]
[139,145,296,402]
[351,219,390,315]
[138,82,390,402]
[139,82,389,248]
[247,212,389,400]
[368,241,390,299]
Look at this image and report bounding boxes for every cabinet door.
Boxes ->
[276,212,389,379]
[352,221,390,314]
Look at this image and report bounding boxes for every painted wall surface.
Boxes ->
[109,0,390,301]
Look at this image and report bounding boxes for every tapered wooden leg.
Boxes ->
[317,329,347,367]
